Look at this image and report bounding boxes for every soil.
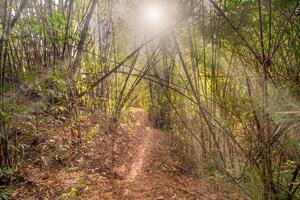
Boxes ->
[112,108,218,200]
[11,108,239,200]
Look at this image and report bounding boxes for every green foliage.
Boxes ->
[274,0,297,8]
[0,186,12,200]
[36,101,47,111]
[0,109,9,126]
[0,168,15,200]
[49,105,68,121]
[57,178,88,200]
[203,158,218,175]
[275,160,300,199]
[41,71,69,95]
[22,72,34,84]
[48,10,67,29]
[85,124,99,142]
[244,167,263,199]
[0,168,15,177]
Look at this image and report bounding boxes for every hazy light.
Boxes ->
[144,5,162,24]
[124,1,176,43]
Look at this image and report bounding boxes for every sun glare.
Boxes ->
[127,1,174,39]
[144,5,162,24]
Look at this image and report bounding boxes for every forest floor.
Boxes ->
[11,107,241,199]
[113,108,219,200]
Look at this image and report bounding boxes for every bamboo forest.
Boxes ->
[0,0,299,199]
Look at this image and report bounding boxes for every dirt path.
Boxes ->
[126,126,152,182]
[11,108,237,200]
[121,108,159,197]
[114,108,218,200]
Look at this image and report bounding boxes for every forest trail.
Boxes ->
[11,108,226,200]
[117,108,165,198]
[126,126,152,182]
[114,109,218,200]
[126,108,156,183]
[3,1,298,199]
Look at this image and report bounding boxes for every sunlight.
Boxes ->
[122,0,177,42]
[141,3,169,32]
[144,5,162,24]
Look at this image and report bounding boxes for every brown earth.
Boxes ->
[11,108,239,200]
[112,108,219,200]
